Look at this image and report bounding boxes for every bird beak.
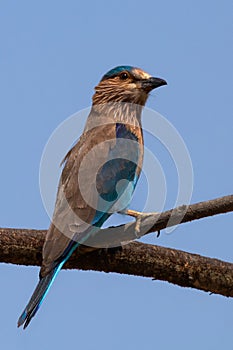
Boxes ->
[141,77,167,92]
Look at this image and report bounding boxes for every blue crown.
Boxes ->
[101,66,134,81]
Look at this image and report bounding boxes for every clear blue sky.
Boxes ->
[1,1,233,349]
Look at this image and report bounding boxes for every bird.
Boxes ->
[17,65,167,329]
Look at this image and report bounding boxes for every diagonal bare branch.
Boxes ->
[82,194,233,246]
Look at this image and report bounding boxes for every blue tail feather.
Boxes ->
[17,263,63,329]
[18,241,79,329]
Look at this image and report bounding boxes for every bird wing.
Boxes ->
[41,122,143,277]
[41,124,117,276]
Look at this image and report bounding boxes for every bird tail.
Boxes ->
[17,263,62,329]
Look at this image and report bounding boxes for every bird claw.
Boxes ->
[119,209,158,239]
[134,212,156,238]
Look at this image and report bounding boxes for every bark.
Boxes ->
[0,195,233,297]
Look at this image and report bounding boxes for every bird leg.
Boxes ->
[120,209,144,218]
[119,209,160,238]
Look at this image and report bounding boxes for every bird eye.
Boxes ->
[119,72,129,80]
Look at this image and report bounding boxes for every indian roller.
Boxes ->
[18,66,167,329]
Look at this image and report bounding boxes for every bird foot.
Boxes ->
[119,209,159,238]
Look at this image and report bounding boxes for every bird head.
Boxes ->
[93,65,167,106]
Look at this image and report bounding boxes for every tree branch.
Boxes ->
[1,195,233,297]
[92,194,233,246]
